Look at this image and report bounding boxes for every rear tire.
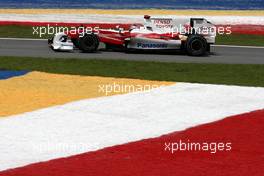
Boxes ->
[207,44,211,53]
[79,34,99,53]
[185,35,207,56]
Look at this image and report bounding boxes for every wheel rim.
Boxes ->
[84,37,95,47]
[191,39,202,51]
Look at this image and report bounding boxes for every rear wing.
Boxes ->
[143,15,216,43]
[190,18,206,28]
[190,18,216,36]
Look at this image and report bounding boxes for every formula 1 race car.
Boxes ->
[48,15,216,56]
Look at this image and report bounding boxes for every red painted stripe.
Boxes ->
[1,110,263,176]
[0,21,264,35]
[217,25,264,35]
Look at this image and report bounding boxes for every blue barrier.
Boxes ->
[0,70,29,80]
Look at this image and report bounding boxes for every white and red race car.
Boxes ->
[48,15,216,56]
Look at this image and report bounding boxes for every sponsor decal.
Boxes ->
[137,43,168,48]
[152,19,173,29]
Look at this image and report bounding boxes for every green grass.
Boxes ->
[0,56,264,87]
[216,34,264,46]
[0,25,52,39]
[0,25,264,46]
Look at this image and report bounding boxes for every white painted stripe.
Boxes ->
[213,44,264,49]
[0,38,47,41]
[0,83,264,171]
[0,14,264,25]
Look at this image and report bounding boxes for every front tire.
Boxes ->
[79,34,99,53]
[185,35,207,56]
[48,37,53,45]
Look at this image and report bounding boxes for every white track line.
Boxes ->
[0,38,46,41]
[213,44,264,49]
[1,15,264,25]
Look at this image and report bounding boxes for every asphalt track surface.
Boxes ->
[0,38,264,64]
